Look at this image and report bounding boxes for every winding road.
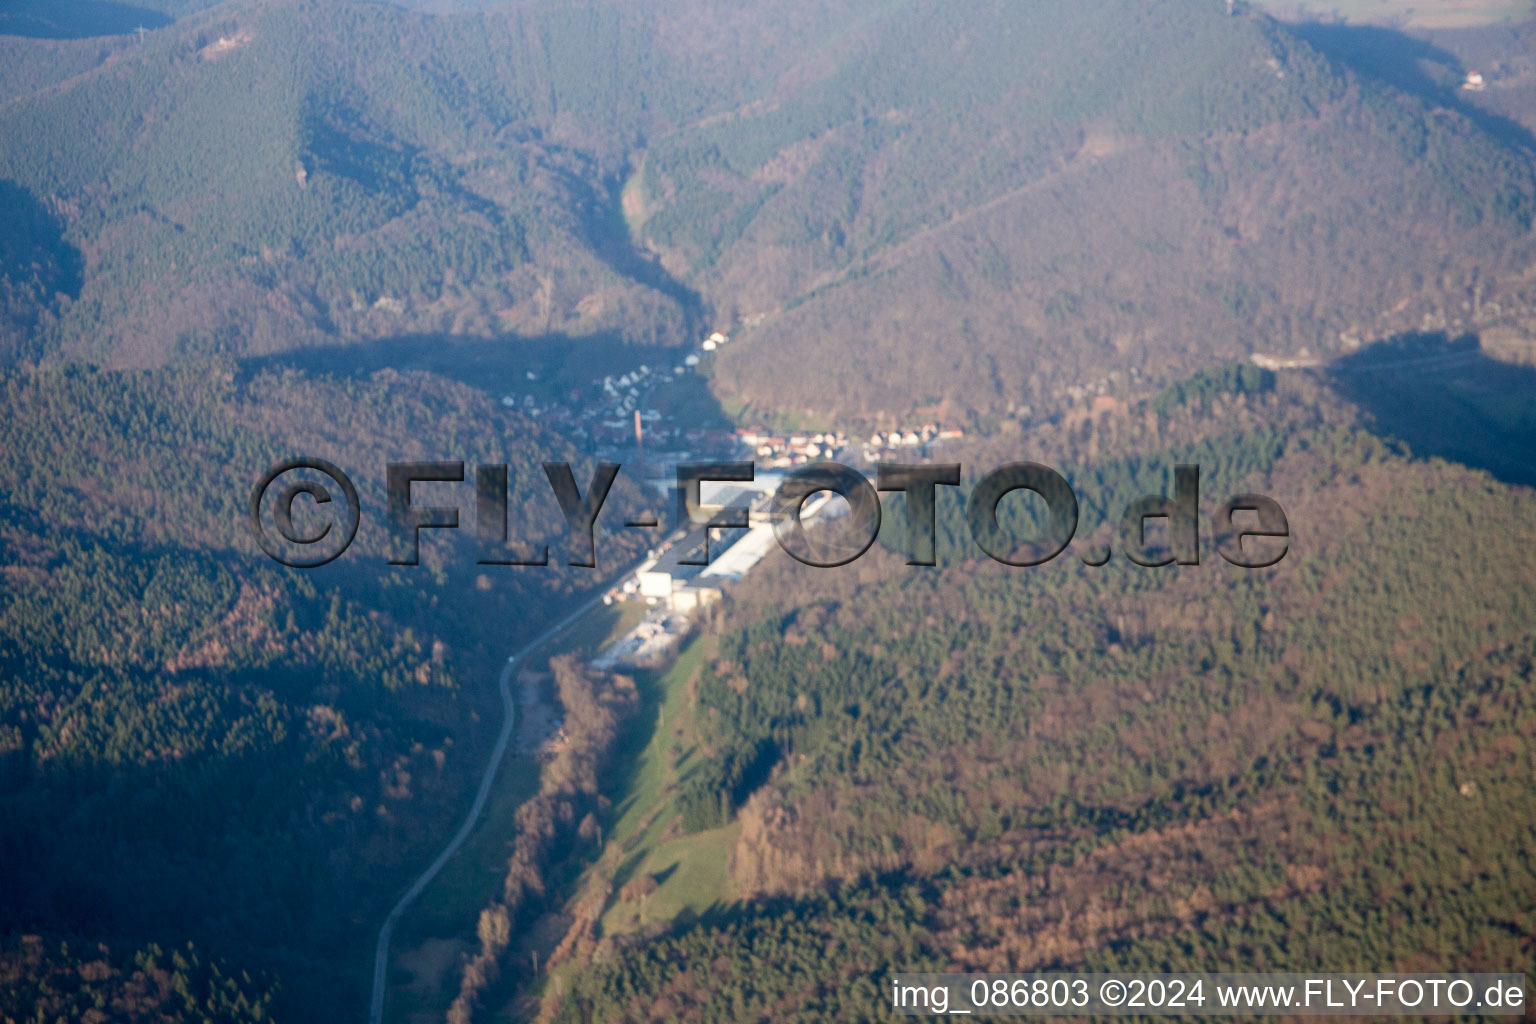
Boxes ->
[367,578,636,1024]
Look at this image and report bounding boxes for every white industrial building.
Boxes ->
[633,474,837,608]
[700,522,777,582]
[636,541,722,612]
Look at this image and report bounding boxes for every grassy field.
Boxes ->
[524,633,739,1013]
[1265,0,1535,27]
[620,168,648,236]
[594,636,740,936]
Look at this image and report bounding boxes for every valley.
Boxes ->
[4,1,1536,1022]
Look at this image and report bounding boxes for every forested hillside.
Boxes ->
[0,0,728,364]
[4,0,1536,425]
[536,371,1536,1024]
[0,362,648,1017]
[680,0,1536,424]
[0,935,276,1023]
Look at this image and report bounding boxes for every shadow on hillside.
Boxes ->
[0,182,83,359]
[1289,22,1536,153]
[0,0,171,38]
[245,331,673,395]
[1326,331,1536,489]
[242,331,736,460]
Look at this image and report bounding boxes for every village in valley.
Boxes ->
[496,329,966,478]
[493,326,971,689]
[507,285,1536,698]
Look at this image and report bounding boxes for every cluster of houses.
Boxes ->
[859,423,963,462]
[738,429,851,467]
[578,331,745,458]
[493,329,746,460]
[589,363,676,446]
[734,422,967,468]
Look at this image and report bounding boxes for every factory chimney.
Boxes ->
[634,408,644,471]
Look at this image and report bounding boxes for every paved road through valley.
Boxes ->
[367,573,642,1024]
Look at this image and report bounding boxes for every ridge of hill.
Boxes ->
[0,0,731,365]
[661,0,1536,424]
[3,0,1535,429]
